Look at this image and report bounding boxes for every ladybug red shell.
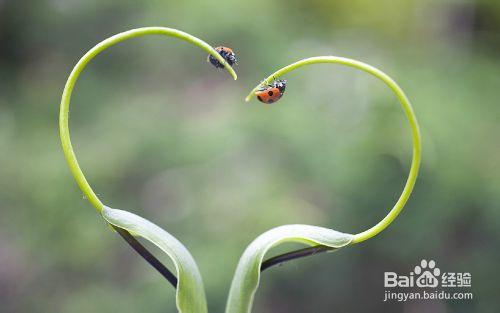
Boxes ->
[208,46,237,69]
[255,79,287,104]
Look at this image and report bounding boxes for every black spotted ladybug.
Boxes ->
[255,79,286,104]
[207,46,237,69]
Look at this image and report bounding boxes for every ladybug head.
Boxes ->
[220,49,237,66]
[273,79,287,93]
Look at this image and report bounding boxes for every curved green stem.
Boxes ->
[246,56,421,244]
[59,27,237,214]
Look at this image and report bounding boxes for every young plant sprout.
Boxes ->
[59,27,236,313]
[227,56,421,313]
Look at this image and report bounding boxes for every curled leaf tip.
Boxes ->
[226,225,353,313]
[102,206,208,313]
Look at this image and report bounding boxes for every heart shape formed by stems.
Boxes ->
[59,27,421,313]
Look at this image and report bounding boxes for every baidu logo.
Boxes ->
[414,259,440,287]
[384,259,471,288]
[383,259,473,302]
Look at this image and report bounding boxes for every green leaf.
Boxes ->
[225,225,353,313]
[102,206,207,313]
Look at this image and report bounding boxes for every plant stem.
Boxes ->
[247,56,421,246]
[60,27,236,214]
[59,27,237,289]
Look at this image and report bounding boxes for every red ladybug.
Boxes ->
[255,79,286,104]
[208,46,237,69]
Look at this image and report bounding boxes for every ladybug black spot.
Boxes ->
[257,95,263,102]
[268,99,274,103]
[268,90,273,96]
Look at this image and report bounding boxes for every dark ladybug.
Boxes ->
[208,46,237,69]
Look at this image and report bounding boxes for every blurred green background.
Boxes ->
[1,0,499,312]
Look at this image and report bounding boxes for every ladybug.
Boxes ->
[255,79,287,104]
[207,46,237,69]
